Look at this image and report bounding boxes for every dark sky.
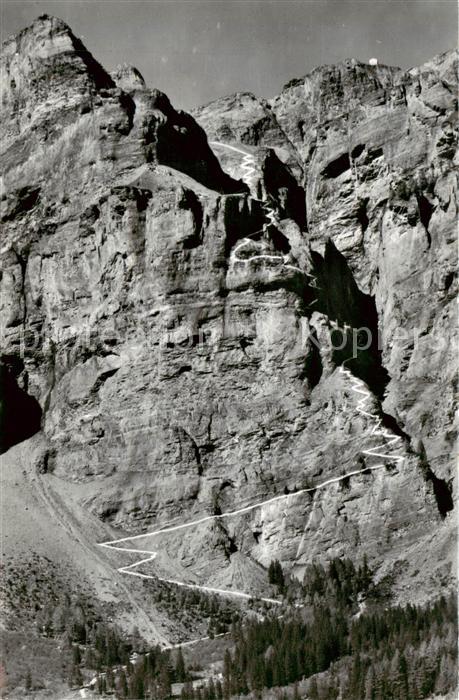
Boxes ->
[2,0,457,110]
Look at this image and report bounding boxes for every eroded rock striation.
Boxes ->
[1,15,457,629]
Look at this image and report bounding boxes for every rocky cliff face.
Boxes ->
[1,15,456,635]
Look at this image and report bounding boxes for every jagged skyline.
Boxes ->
[1,8,456,695]
[1,0,457,109]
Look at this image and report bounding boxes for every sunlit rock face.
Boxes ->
[197,50,458,489]
[270,53,459,491]
[1,15,456,612]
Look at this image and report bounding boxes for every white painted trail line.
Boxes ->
[339,364,405,465]
[210,141,253,158]
[97,362,404,625]
[97,141,404,647]
[210,141,317,282]
[98,466,387,604]
[97,361,402,644]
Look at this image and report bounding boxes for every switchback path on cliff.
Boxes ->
[98,371,404,646]
[98,465,391,624]
[209,141,310,278]
[98,142,405,647]
[339,364,405,464]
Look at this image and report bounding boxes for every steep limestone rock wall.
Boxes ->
[1,16,456,612]
[198,50,458,499]
[192,91,303,178]
[272,52,458,488]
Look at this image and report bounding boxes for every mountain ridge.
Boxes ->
[0,14,456,681]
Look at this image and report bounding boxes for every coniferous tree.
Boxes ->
[398,651,410,699]
[106,666,114,691]
[129,667,145,699]
[159,662,171,699]
[83,645,96,669]
[118,668,129,698]
[223,650,232,700]
[72,644,81,666]
[208,678,216,700]
[268,560,285,592]
[176,647,186,682]
[96,673,106,695]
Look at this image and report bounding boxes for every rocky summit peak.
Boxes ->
[111,63,147,91]
[280,56,403,91]
[3,13,78,56]
[1,13,115,109]
[35,12,72,29]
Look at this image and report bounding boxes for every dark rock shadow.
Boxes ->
[0,356,42,453]
[312,240,389,400]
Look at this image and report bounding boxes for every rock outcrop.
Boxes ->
[1,15,456,638]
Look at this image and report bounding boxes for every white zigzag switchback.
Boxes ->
[97,375,399,647]
[98,466,387,618]
[339,362,405,465]
[96,142,403,648]
[209,141,318,286]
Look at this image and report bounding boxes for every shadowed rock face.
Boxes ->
[0,357,42,453]
[0,15,456,612]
